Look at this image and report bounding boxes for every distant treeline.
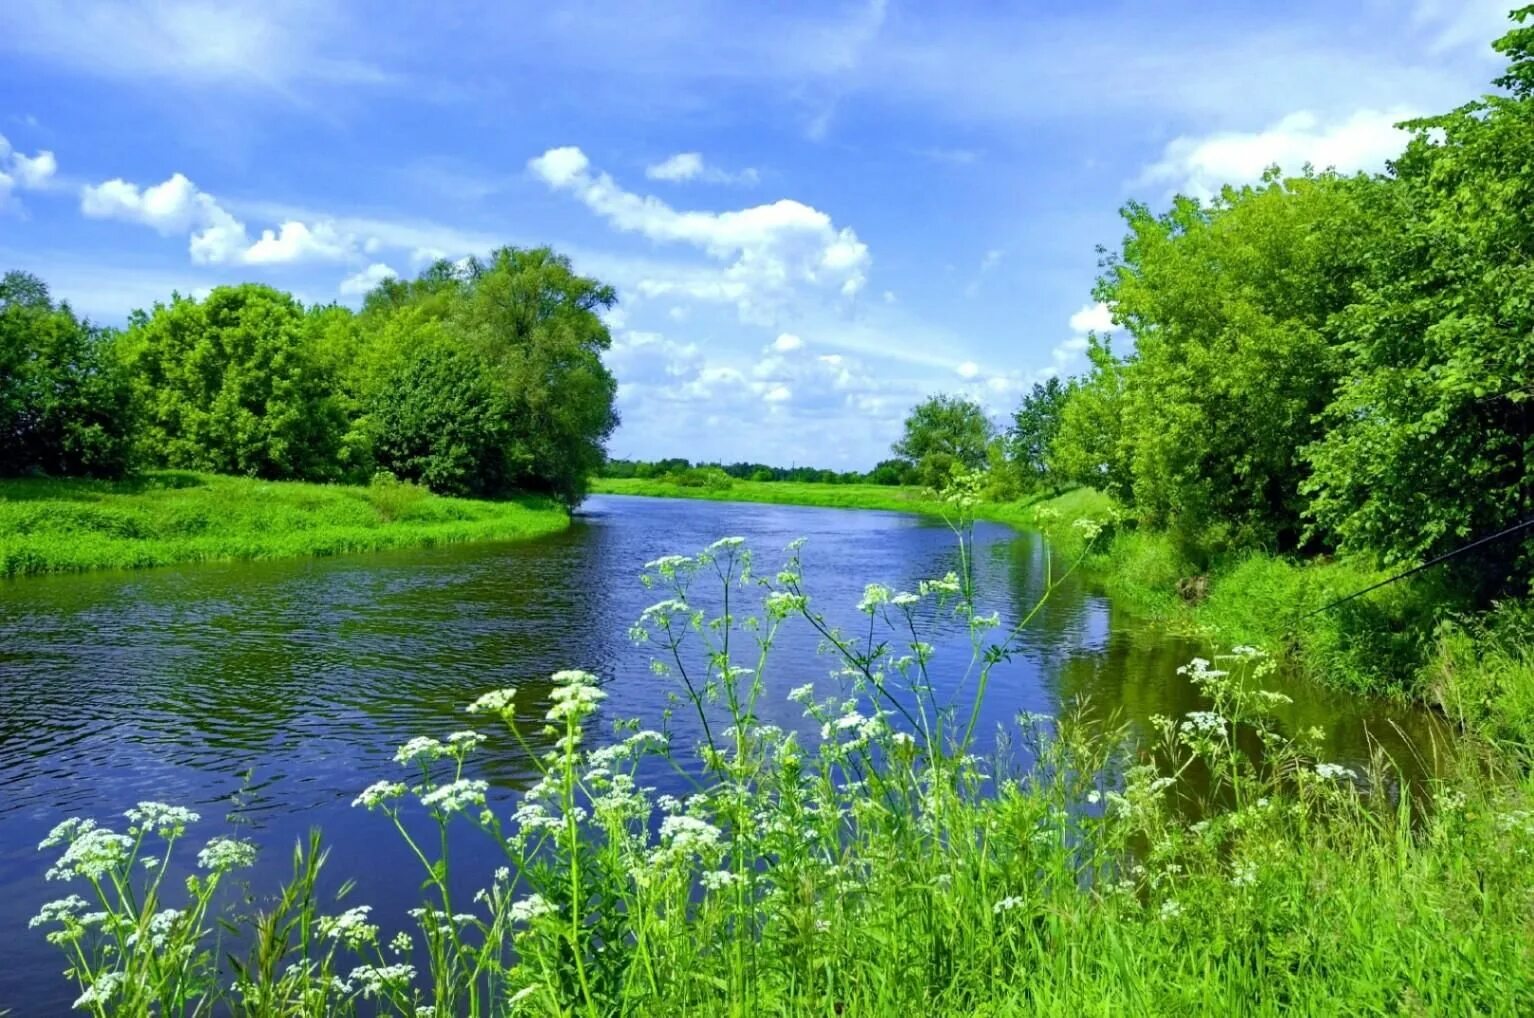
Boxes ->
[0,248,618,506]
[602,457,918,487]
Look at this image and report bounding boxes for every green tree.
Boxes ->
[117,284,347,480]
[352,248,619,505]
[1303,9,1534,579]
[1008,376,1073,491]
[1097,171,1380,546]
[1048,337,1133,502]
[892,394,994,489]
[0,270,133,477]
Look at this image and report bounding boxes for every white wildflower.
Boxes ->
[509,894,557,924]
[1314,763,1358,782]
[420,779,488,814]
[348,963,415,998]
[467,688,517,714]
[353,781,408,810]
[124,802,200,837]
[395,736,450,765]
[197,837,257,872]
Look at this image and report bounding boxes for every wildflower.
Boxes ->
[353,781,408,810]
[1073,518,1104,541]
[126,907,183,950]
[658,814,724,856]
[857,583,892,613]
[993,896,1024,915]
[700,869,739,892]
[1314,763,1358,782]
[787,683,816,705]
[919,572,962,596]
[509,894,556,924]
[446,731,487,754]
[29,895,88,930]
[1086,789,1101,805]
[124,802,200,838]
[390,930,412,954]
[1231,861,1257,888]
[467,688,517,714]
[639,598,690,626]
[348,963,416,998]
[707,536,746,552]
[891,591,920,608]
[318,906,377,947]
[1180,711,1227,736]
[395,736,450,765]
[197,837,257,872]
[546,676,606,721]
[74,971,125,1010]
[39,817,96,851]
[46,828,133,881]
[1158,900,1182,920]
[765,590,807,619]
[420,779,488,814]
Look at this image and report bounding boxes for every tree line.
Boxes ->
[891,11,1534,595]
[0,247,618,506]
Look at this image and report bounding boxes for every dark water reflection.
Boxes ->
[0,495,1442,1013]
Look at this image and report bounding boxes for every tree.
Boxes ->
[1302,9,1534,579]
[1008,377,1073,491]
[0,270,133,477]
[1048,337,1133,502]
[351,247,619,505]
[1095,171,1381,546]
[116,285,347,480]
[892,394,993,489]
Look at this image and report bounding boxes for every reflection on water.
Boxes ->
[0,494,1443,1014]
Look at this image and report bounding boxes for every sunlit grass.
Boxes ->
[0,472,569,578]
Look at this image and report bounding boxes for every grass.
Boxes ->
[29,523,1534,1015]
[0,471,570,578]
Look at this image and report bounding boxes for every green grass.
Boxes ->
[0,471,570,578]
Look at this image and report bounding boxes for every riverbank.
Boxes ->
[0,472,569,578]
[593,476,1532,746]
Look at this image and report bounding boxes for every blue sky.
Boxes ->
[0,0,1517,468]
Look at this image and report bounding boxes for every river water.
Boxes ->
[0,494,1440,1013]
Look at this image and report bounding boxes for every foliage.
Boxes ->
[1095,172,1380,547]
[1007,377,1073,491]
[0,472,567,578]
[31,524,1534,1015]
[1301,13,1534,575]
[0,271,133,478]
[116,285,348,482]
[1048,338,1133,502]
[352,249,619,507]
[892,394,994,489]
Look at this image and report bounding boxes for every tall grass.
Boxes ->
[29,492,1534,1014]
[0,472,568,578]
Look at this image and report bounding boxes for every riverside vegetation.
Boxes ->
[30,500,1534,1015]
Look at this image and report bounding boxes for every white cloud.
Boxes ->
[645,151,760,185]
[1,0,389,92]
[1068,301,1114,334]
[80,171,364,265]
[0,133,58,209]
[1141,107,1418,198]
[244,220,354,264]
[955,360,980,379]
[529,145,870,319]
[339,262,397,297]
[763,384,793,403]
[772,332,804,352]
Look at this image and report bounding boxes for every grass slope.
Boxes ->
[0,472,569,578]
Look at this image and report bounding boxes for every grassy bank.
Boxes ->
[0,472,569,578]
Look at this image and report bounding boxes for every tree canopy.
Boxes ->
[893,394,994,489]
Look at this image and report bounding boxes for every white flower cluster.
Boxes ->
[45,827,133,881]
[319,906,379,948]
[765,590,807,620]
[124,802,200,838]
[466,687,517,714]
[348,963,415,998]
[419,778,489,814]
[353,780,408,810]
[509,894,557,924]
[1313,762,1358,782]
[547,671,606,722]
[919,572,962,597]
[1180,711,1227,736]
[197,837,257,872]
[394,736,451,766]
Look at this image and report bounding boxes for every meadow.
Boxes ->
[0,472,569,579]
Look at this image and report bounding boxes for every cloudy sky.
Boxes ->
[0,0,1518,467]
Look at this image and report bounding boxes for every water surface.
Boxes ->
[0,495,1439,1014]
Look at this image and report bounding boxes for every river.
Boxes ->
[0,494,1440,1014]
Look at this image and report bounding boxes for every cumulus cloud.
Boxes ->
[529,146,870,319]
[1068,301,1114,334]
[645,151,760,185]
[0,133,58,210]
[1141,107,1418,198]
[1037,301,1118,380]
[955,360,980,379]
[80,171,363,266]
[339,262,397,297]
[772,332,804,352]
